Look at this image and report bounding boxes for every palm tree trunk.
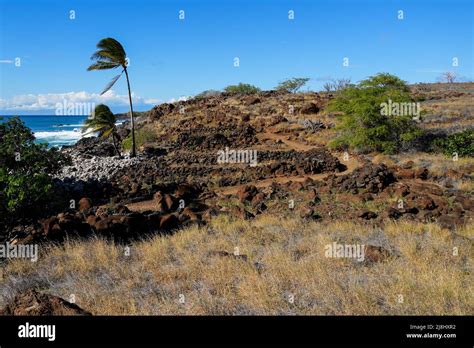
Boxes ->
[124,68,136,157]
[112,132,121,157]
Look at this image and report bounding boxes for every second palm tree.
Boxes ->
[87,38,136,157]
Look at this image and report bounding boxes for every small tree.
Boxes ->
[328,73,422,154]
[0,117,70,222]
[276,77,310,93]
[82,104,122,156]
[224,83,261,94]
[439,71,457,84]
[323,78,352,92]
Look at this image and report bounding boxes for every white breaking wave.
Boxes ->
[34,129,94,146]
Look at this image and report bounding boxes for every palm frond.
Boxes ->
[87,61,121,71]
[82,124,106,135]
[96,38,126,56]
[91,49,123,63]
[100,127,114,139]
[100,71,124,95]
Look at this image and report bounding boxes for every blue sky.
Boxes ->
[0,0,472,114]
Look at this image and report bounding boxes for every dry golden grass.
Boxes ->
[1,215,472,315]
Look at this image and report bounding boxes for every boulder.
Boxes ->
[237,185,258,203]
[299,102,320,114]
[364,245,392,263]
[159,214,180,231]
[78,197,92,212]
[0,289,91,316]
[358,210,378,220]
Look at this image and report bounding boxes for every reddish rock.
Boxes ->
[392,183,410,197]
[42,216,59,236]
[299,102,320,114]
[414,168,429,180]
[358,210,378,220]
[230,206,254,220]
[237,185,258,203]
[454,195,474,211]
[202,208,219,223]
[251,192,266,207]
[0,289,91,316]
[412,195,437,211]
[163,194,177,211]
[159,214,180,230]
[401,161,414,169]
[395,169,415,180]
[181,207,199,221]
[364,245,392,263]
[360,193,374,202]
[78,197,92,212]
[288,181,305,192]
[86,215,99,226]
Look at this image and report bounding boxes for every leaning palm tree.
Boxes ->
[82,104,121,157]
[87,38,136,157]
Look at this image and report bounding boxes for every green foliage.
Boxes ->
[82,104,121,156]
[88,38,127,71]
[276,77,310,93]
[0,117,70,220]
[122,125,156,151]
[82,104,116,136]
[328,73,423,154]
[224,83,261,94]
[432,129,474,157]
[323,78,353,92]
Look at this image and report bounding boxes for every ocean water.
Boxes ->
[1,115,91,147]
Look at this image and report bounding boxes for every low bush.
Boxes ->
[224,83,261,95]
[122,125,157,151]
[0,117,70,223]
[431,129,474,157]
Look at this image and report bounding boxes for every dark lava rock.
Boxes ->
[358,210,378,220]
[327,163,396,194]
[299,102,320,114]
[0,289,92,316]
[159,214,180,231]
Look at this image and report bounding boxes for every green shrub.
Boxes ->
[432,129,474,157]
[122,125,156,151]
[0,117,70,221]
[276,77,310,93]
[328,73,423,154]
[224,83,261,94]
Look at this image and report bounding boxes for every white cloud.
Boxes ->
[144,98,162,104]
[167,96,191,103]
[0,90,158,111]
